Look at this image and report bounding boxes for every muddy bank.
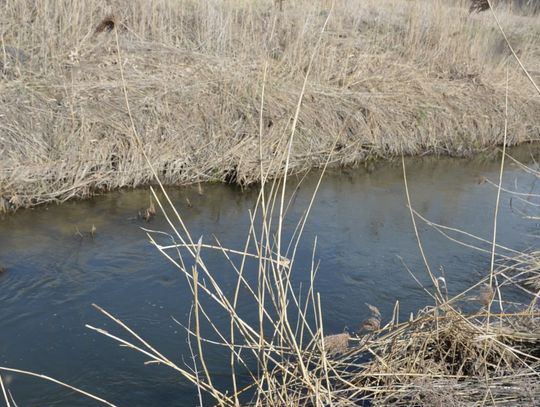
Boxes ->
[1,0,540,212]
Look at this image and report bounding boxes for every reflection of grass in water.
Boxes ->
[2,0,540,212]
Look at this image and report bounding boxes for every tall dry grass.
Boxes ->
[1,0,540,212]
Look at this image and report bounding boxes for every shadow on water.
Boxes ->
[1,145,540,405]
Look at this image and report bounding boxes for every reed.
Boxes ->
[2,0,540,212]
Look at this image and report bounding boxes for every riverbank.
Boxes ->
[1,0,540,212]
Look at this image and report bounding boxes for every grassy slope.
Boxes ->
[1,0,540,211]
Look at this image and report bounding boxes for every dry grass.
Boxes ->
[502,250,540,290]
[1,0,540,212]
[351,299,540,405]
[0,1,539,404]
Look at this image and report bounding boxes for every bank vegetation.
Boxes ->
[1,0,540,212]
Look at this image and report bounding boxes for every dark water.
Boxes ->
[1,148,540,406]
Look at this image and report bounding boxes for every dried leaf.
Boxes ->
[361,317,380,332]
[365,303,381,320]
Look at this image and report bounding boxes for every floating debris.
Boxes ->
[476,176,487,184]
[361,316,380,332]
[138,198,156,222]
[361,303,382,332]
[323,333,350,355]
[478,283,495,307]
[75,225,97,240]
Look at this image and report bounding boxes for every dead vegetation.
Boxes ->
[0,1,539,405]
[1,0,540,212]
[503,250,540,290]
[0,0,539,404]
[350,298,540,405]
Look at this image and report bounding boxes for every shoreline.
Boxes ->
[2,141,540,215]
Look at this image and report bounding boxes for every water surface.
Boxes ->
[1,147,539,406]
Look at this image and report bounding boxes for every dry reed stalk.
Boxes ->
[0,367,117,406]
[501,250,540,290]
[0,374,9,407]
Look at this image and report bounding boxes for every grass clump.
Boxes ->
[2,0,540,212]
[352,299,540,405]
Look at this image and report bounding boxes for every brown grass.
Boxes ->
[353,300,540,405]
[1,0,540,213]
[1,2,538,401]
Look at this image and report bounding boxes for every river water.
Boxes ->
[1,148,539,406]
